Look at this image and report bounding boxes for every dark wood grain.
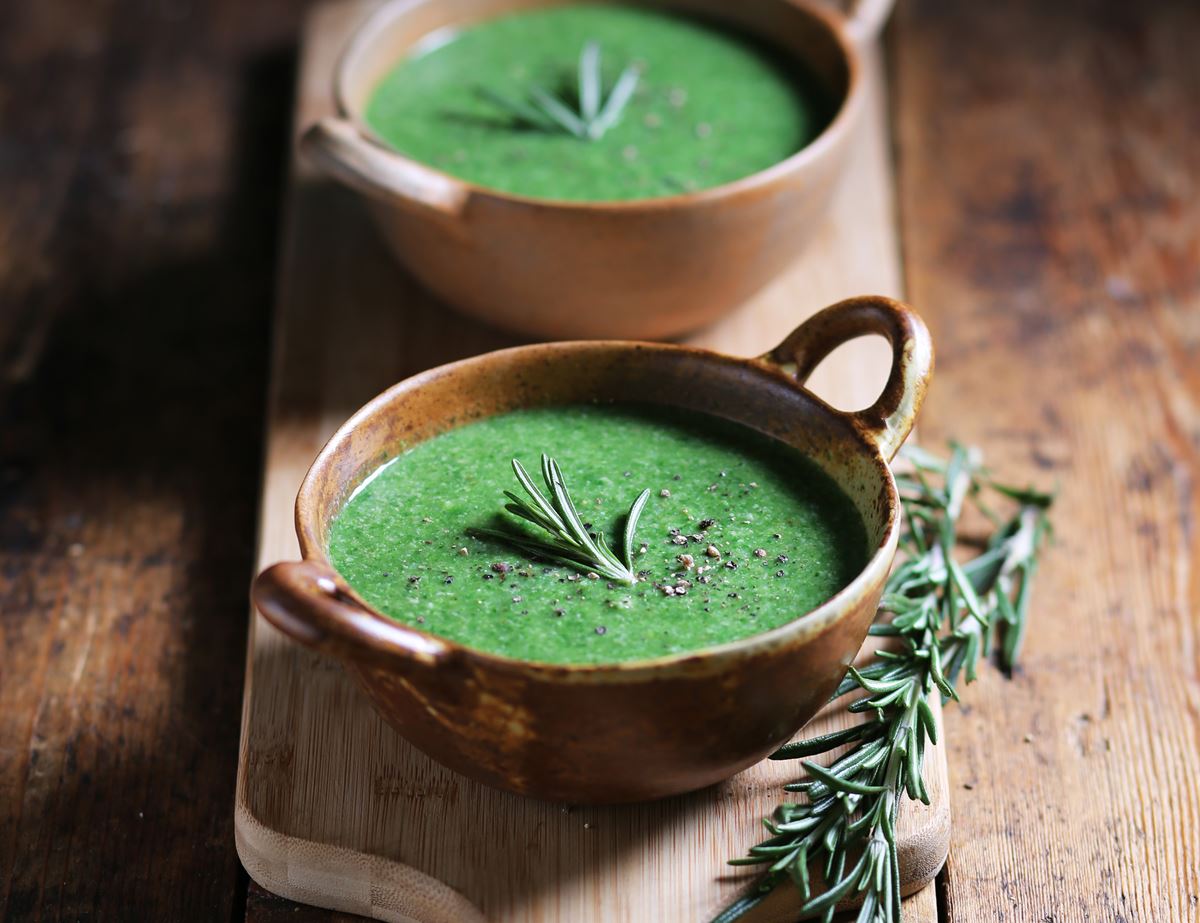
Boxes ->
[893,0,1200,919]
[0,0,308,918]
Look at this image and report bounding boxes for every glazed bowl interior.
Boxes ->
[300,342,893,665]
[335,0,854,196]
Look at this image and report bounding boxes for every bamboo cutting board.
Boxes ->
[235,3,949,920]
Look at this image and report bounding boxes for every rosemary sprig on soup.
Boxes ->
[479,41,642,141]
[469,454,650,585]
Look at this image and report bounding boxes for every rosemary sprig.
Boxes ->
[716,443,1054,923]
[480,40,641,141]
[472,455,649,585]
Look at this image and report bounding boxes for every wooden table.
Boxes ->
[2,1,1197,920]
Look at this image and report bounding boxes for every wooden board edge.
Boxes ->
[234,735,946,923]
[235,793,487,923]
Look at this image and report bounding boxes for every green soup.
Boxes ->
[364,4,832,201]
[328,404,868,664]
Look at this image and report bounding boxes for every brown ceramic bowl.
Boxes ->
[301,0,894,340]
[252,295,932,803]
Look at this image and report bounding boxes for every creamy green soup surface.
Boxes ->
[328,403,868,665]
[364,4,832,201]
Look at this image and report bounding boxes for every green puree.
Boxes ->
[364,4,830,201]
[328,404,867,665]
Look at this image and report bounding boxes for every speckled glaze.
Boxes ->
[301,0,895,340]
[252,296,932,803]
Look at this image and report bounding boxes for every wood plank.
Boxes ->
[239,3,946,921]
[0,0,303,917]
[893,1,1200,920]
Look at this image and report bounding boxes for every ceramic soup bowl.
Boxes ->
[252,296,932,803]
[302,0,895,340]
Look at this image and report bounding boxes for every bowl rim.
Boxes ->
[328,0,865,211]
[294,339,901,679]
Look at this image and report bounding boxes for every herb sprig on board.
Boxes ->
[480,41,641,140]
[472,455,649,585]
[715,443,1054,923]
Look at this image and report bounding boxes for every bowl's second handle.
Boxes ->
[763,295,934,461]
[844,0,898,47]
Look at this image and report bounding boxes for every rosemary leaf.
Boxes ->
[621,487,651,571]
[476,87,554,131]
[771,722,881,759]
[529,85,589,137]
[802,760,888,796]
[512,460,567,531]
[579,40,601,122]
[588,64,640,139]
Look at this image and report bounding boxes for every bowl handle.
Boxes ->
[762,295,934,461]
[844,0,897,47]
[252,559,453,669]
[300,117,469,221]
